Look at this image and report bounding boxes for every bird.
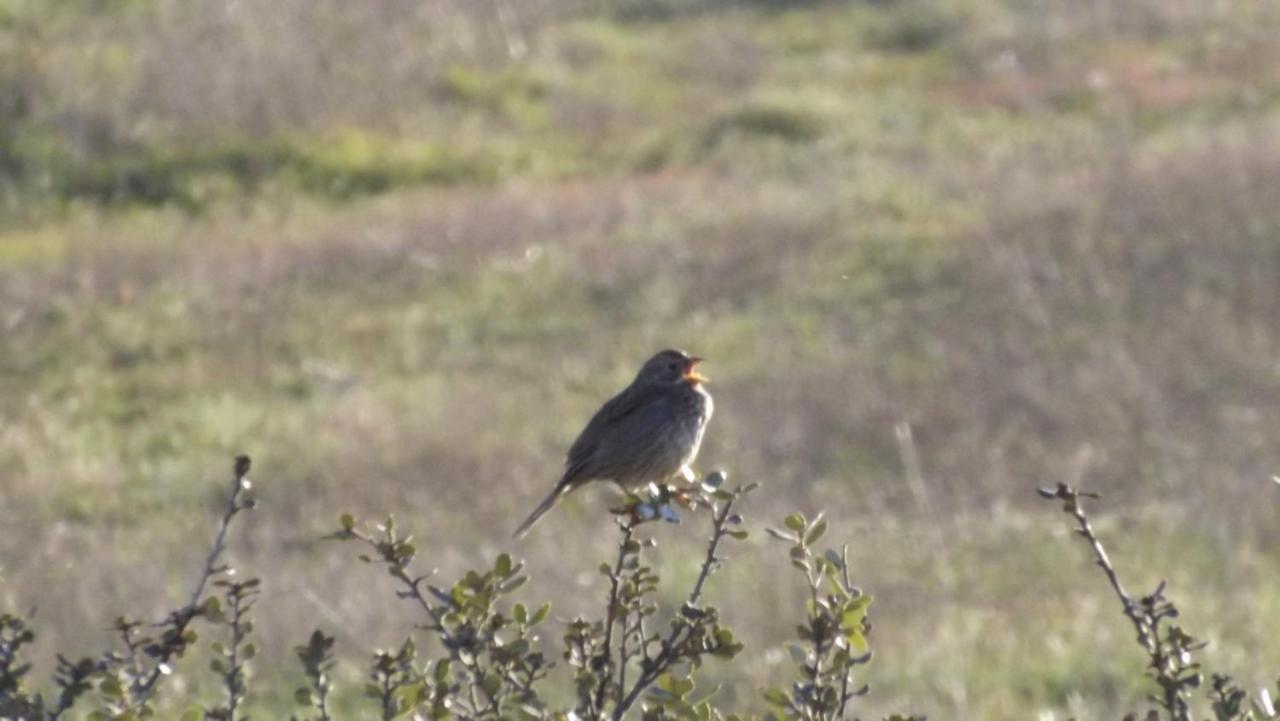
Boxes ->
[513,349,714,538]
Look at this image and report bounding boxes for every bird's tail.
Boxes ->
[513,483,571,539]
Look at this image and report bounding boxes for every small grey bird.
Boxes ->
[514,349,714,538]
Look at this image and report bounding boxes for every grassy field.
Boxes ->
[4,0,1280,718]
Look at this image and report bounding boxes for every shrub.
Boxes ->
[3,453,1277,720]
[0,457,909,721]
[1040,483,1280,721]
[702,101,825,148]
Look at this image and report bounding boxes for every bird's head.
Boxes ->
[636,349,708,386]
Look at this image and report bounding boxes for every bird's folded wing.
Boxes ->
[562,383,649,483]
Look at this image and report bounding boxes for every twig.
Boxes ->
[618,611,630,701]
[133,454,253,706]
[394,568,494,717]
[189,455,254,613]
[807,579,824,706]
[687,498,735,608]
[595,519,637,715]
[48,656,96,721]
[346,524,523,718]
[835,544,859,720]
[294,630,336,721]
[612,493,738,720]
[1039,482,1198,721]
[214,580,258,721]
[1044,483,1139,620]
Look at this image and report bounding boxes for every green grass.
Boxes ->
[3,1,1280,719]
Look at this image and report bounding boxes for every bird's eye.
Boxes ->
[667,363,678,372]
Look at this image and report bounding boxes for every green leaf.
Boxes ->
[531,602,551,625]
[294,688,314,705]
[823,549,844,569]
[845,626,869,653]
[202,596,223,617]
[396,681,428,713]
[786,643,808,664]
[180,708,203,721]
[649,687,676,701]
[844,594,873,616]
[805,519,828,545]
[827,573,852,600]
[661,673,695,699]
[514,704,545,720]
[99,677,124,698]
[340,513,355,532]
[763,688,791,708]
[765,527,797,542]
[783,513,806,533]
[513,603,528,625]
[495,553,513,578]
[841,595,873,651]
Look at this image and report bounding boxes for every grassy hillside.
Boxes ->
[3,0,1280,718]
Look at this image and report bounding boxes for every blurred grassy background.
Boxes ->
[3,0,1280,718]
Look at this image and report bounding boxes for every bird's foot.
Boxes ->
[610,483,681,524]
[609,470,730,526]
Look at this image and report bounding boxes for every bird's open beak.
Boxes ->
[683,357,709,384]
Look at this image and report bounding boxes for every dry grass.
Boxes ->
[4,1,1280,718]
[6,129,1280,716]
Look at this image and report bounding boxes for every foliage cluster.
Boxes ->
[3,454,1278,720]
[1039,484,1280,721]
[0,458,901,721]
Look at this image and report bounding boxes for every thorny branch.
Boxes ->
[338,515,547,719]
[611,484,746,720]
[595,518,638,715]
[132,454,255,708]
[1039,482,1203,721]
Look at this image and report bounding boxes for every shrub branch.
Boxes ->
[131,454,256,712]
[1039,482,1204,721]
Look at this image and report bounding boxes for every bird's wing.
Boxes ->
[561,382,649,485]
